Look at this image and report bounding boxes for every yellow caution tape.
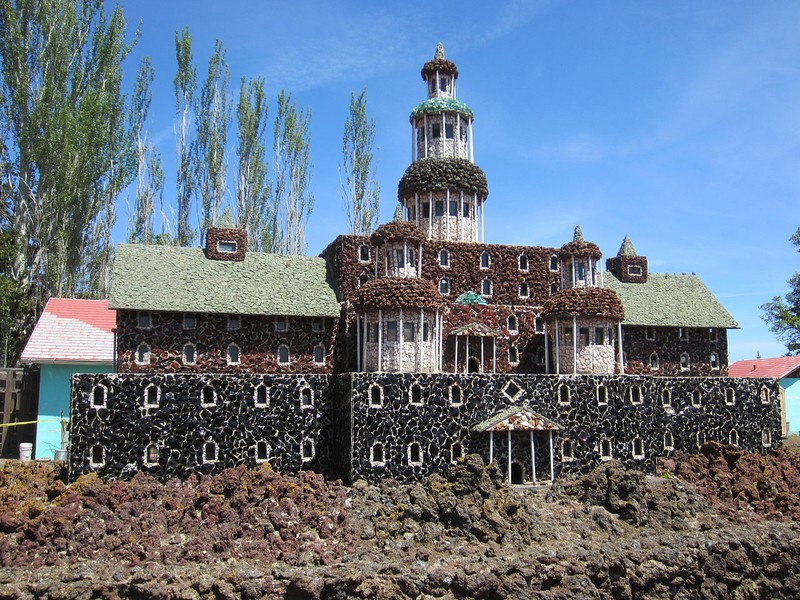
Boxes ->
[0,419,62,428]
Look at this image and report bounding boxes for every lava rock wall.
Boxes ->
[622,325,729,376]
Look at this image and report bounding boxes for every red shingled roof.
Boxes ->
[729,356,800,379]
[20,298,116,364]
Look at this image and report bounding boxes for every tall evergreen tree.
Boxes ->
[235,77,271,251]
[341,88,380,235]
[173,27,195,246]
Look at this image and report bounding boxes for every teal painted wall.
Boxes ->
[784,378,800,435]
[36,363,112,459]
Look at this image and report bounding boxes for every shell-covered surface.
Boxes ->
[542,287,625,320]
[398,158,488,200]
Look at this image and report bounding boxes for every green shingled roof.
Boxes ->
[410,97,473,120]
[605,272,738,329]
[110,244,341,318]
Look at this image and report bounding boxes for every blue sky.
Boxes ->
[112,0,800,363]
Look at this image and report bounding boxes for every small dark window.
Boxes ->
[518,254,529,271]
[445,123,454,138]
[709,328,718,342]
[482,278,492,296]
[519,282,529,297]
[508,315,518,332]
[218,240,237,253]
[535,316,544,333]
[313,345,325,364]
[439,249,450,267]
[630,386,642,404]
[439,278,450,294]
[509,346,519,364]
[370,385,382,407]
[137,312,151,329]
[301,388,313,407]
[227,344,240,364]
[255,384,269,406]
[559,384,570,404]
[386,321,398,342]
[183,314,196,329]
[760,386,770,404]
[275,317,288,332]
[692,389,702,407]
[435,201,444,217]
[549,256,559,271]
[627,265,642,276]
[450,384,462,405]
[136,344,150,365]
[664,432,674,450]
[710,353,719,369]
[372,443,384,463]
[595,327,605,345]
[146,385,159,406]
[183,343,196,365]
[662,389,671,407]
[395,248,405,269]
[632,438,644,459]
[359,272,370,287]
[359,244,370,262]
[146,444,159,463]
[92,385,106,407]
[550,283,559,295]
[448,200,458,216]
[403,322,415,341]
[650,353,659,369]
[729,430,739,446]
[597,385,608,405]
[312,318,325,332]
[91,445,104,465]
[579,328,590,347]
[410,383,423,404]
[462,201,471,217]
[204,442,216,462]
[302,440,314,460]
[562,439,573,460]
[600,440,612,459]
[680,353,690,370]
[645,327,655,340]
[228,315,240,331]
[278,345,290,364]
[409,443,422,464]
[480,252,490,268]
[257,441,269,461]
[202,386,215,406]
[679,327,689,341]
[422,202,430,217]
[726,388,736,405]
[451,443,463,461]
[431,123,441,138]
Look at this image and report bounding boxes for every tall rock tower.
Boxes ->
[398,43,488,243]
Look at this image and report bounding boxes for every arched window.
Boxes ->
[277,345,290,364]
[313,344,325,364]
[451,442,463,462]
[630,385,642,405]
[203,441,217,463]
[90,445,105,467]
[550,283,559,295]
[535,315,544,333]
[183,343,196,365]
[481,278,492,296]
[480,251,491,269]
[256,441,270,463]
[507,315,518,332]
[449,384,463,405]
[728,429,739,447]
[559,384,571,405]
[760,386,770,404]
[509,346,519,364]
[599,439,612,460]
[136,343,150,365]
[661,389,671,407]
[358,271,370,287]
[371,442,385,465]
[439,249,450,267]
[518,281,529,298]
[226,344,240,365]
[201,386,216,407]
[649,353,659,369]
[632,437,645,459]
[301,439,315,461]
[409,383,423,405]
[144,384,160,407]
[561,439,574,461]
[680,352,690,370]
[301,387,314,407]
[692,389,702,407]
[549,255,559,271]
[762,429,772,447]
[369,384,383,407]
[518,254,529,271]
[597,385,608,405]
[439,277,450,295]
[710,352,719,370]
[359,244,371,262]
[725,387,736,406]
[408,442,422,465]
[145,443,159,465]
[92,384,107,407]
[663,432,674,451]
[254,383,269,406]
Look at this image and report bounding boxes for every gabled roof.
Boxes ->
[729,357,800,379]
[450,322,499,337]
[110,244,341,318]
[20,299,116,364]
[473,405,561,432]
[605,272,738,329]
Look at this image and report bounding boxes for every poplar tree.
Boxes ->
[271,91,313,255]
[762,227,800,355]
[173,28,195,246]
[194,40,231,238]
[235,77,271,251]
[0,0,136,350]
[341,88,380,235]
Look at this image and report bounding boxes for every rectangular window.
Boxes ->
[462,201,471,217]
[386,321,398,342]
[709,328,718,342]
[595,327,604,345]
[439,78,448,92]
[679,327,689,342]
[217,240,237,253]
[228,314,240,331]
[445,123,454,139]
[579,328,589,347]
[395,249,405,269]
[435,201,444,217]
[448,200,458,216]
[403,322,415,341]
[645,326,655,341]
[312,318,325,332]
[183,314,196,330]
[562,327,572,341]
[137,311,152,329]
[432,123,441,138]
[275,316,288,332]
[627,265,642,276]
[422,202,430,217]
[423,323,430,341]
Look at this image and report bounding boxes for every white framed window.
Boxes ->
[518,281,529,298]
[300,387,314,408]
[630,385,642,405]
[549,282,559,295]
[274,316,288,332]
[627,265,642,276]
[507,315,518,332]
[359,244,371,262]
[480,251,491,269]
[182,343,196,365]
[645,326,655,341]
[408,442,423,466]
[599,439,613,460]
[709,328,718,342]
[368,384,383,407]
[313,344,325,364]
[692,389,702,407]
[680,352,690,371]
[449,383,463,406]
[312,317,325,332]
[760,386,770,404]
[663,432,674,451]
[558,384,571,405]
[632,437,645,459]
[217,240,238,253]
[254,383,270,407]
[518,254,529,272]
[561,438,575,461]
[409,383,424,405]
[135,343,150,365]
[358,272,370,287]
[696,431,705,448]
[201,386,216,407]
[451,442,463,463]
[183,313,196,330]
[597,385,608,405]
[203,440,218,463]
[255,441,270,463]
[91,383,107,407]
[227,314,240,331]
[725,387,736,406]
[710,353,719,370]
[661,389,672,408]
[509,346,519,365]
[481,278,493,297]
[439,249,450,267]
[728,429,739,447]
[137,311,152,329]
[301,439,315,462]
[649,353,659,369]
[90,445,105,468]
[439,278,450,295]
[679,327,689,342]
[549,255,559,271]
[277,344,290,364]
[503,380,522,401]
[144,384,160,408]
[370,442,385,466]
[535,316,544,333]
[762,429,772,448]
[226,344,240,365]
[144,443,159,466]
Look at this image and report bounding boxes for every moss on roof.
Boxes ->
[410,97,473,120]
[605,272,739,328]
[109,244,341,317]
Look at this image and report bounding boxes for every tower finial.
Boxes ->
[435,42,445,60]
[617,235,638,257]
[573,225,584,242]
[218,207,235,228]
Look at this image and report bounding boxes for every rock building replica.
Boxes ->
[70,44,780,484]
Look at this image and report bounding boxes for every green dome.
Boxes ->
[410,97,473,121]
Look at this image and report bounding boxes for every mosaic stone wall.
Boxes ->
[338,372,781,484]
[622,326,730,376]
[205,227,248,262]
[69,373,332,481]
[116,311,336,374]
[606,254,648,283]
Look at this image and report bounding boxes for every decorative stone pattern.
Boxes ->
[69,373,332,481]
[552,317,618,375]
[543,288,625,320]
[353,278,444,312]
[205,227,248,261]
[607,254,649,283]
[403,190,480,242]
[116,311,336,374]
[361,308,438,372]
[398,158,488,200]
[623,325,730,376]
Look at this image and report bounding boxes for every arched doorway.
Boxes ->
[468,357,481,373]
[510,461,524,484]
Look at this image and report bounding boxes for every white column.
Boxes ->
[571,257,576,288]
[489,431,494,464]
[555,318,561,375]
[469,121,474,162]
[480,337,485,373]
[446,188,451,242]
[423,115,428,158]
[480,201,485,242]
[398,308,404,373]
[507,429,512,485]
[411,122,415,161]
[454,335,459,373]
[572,315,578,375]
[356,314,361,372]
[428,191,433,238]
[465,336,470,374]
[545,322,551,374]
[438,312,444,371]
[456,113,461,158]
[377,309,383,372]
[417,309,423,371]
[549,431,555,482]
[492,338,496,373]
[402,242,408,276]
[362,315,368,371]
[415,193,420,228]
[458,190,463,240]
[473,194,478,241]
[441,113,445,157]
[418,243,423,275]
[617,321,625,374]
[531,431,537,483]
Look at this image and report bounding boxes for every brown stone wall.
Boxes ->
[205,228,248,261]
[320,235,375,302]
[622,326,729,376]
[116,310,337,374]
[606,255,648,283]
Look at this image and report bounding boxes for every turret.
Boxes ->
[606,235,648,283]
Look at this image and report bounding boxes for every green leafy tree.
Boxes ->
[173,27,195,246]
[762,228,800,355]
[0,0,136,360]
[340,88,380,235]
[235,77,271,251]
[194,39,231,238]
[270,91,313,255]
